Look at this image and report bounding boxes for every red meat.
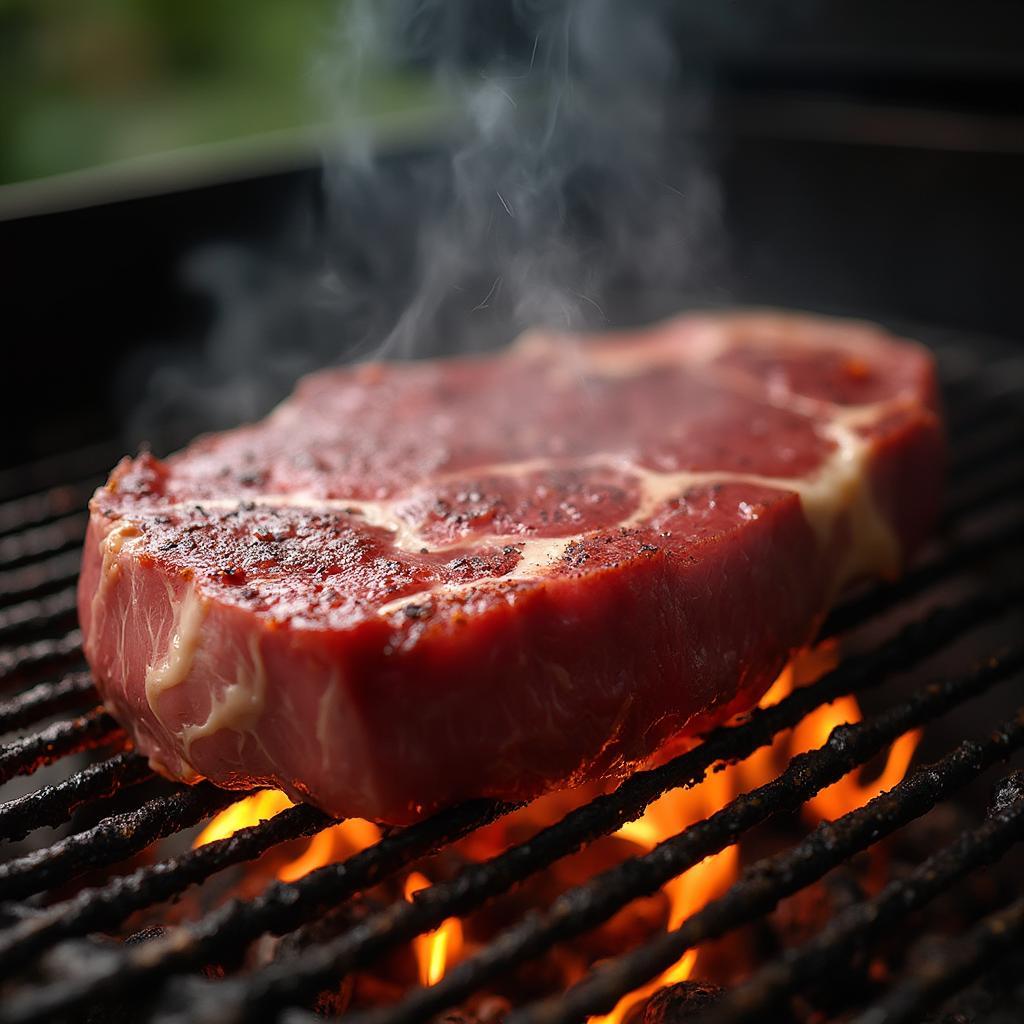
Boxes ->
[78,311,944,823]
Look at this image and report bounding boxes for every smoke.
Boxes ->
[124,0,726,450]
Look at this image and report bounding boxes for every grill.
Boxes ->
[1,324,1023,1024]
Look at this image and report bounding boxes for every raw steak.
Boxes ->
[78,311,945,823]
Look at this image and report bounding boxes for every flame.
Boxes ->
[781,644,922,823]
[595,766,741,1024]
[738,646,922,825]
[404,871,464,986]
[194,791,381,882]
[193,790,293,847]
[794,695,921,822]
[278,816,383,882]
[590,646,921,1023]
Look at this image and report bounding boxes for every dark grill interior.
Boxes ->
[1,325,1023,1024]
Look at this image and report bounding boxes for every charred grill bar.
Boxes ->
[0,334,1022,1023]
[702,772,1024,1024]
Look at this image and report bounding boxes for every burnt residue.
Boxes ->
[0,670,97,735]
[0,709,123,789]
[701,771,1024,1024]
[0,751,152,844]
[0,782,243,904]
[641,981,725,1024]
[0,801,332,979]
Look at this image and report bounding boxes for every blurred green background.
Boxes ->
[0,0,426,187]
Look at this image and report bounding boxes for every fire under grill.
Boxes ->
[1,327,1023,1024]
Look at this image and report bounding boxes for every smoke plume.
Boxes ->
[125,0,726,450]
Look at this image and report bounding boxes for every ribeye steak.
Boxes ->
[79,311,945,823]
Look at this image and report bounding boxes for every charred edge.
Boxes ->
[0,549,81,605]
[0,799,515,1024]
[700,772,1024,1024]
[3,586,1021,1024]
[850,895,1024,1024]
[308,651,1024,1024]
[0,803,334,979]
[513,708,1024,1024]
[0,750,152,843]
[0,783,245,903]
[0,630,85,689]
[0,708,122,787]
[0,671,96,734]
[0,585,79,646]
[0,513,88,571]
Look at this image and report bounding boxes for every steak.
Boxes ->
[78,311,945,823]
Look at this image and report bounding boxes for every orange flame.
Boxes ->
[404,871,464,985]
[735,646,922,825]
[594,766,740,1024]
[193,790,292,847]
[194,791,381,882]
[590,645,921,1023]
[792,693,922,823]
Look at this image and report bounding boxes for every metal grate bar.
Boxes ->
[0,798,515,1024]
[0,783,248,905]
[697,772,1024,1024]
[0,479,98,539]
[0,629,84,689]
[0,708,121,787]
[0,550,80,608]
[0,441,121,504]
[0,802,334,977]
[0,514,87,572]
[324,651,1024,1024]
[0,586,78,647]
[511,706,1024,1024]
[851,895,1024,1024]
[0,750,152,843]
[0,670,95,733]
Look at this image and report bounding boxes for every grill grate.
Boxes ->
[0,708,122,787]
[0,749,153,842]
[704,772,1024,1024]
[509,717,1024,1024]
[851,890,1024,1024]
[0,330,1022,1024]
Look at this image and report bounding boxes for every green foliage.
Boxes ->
[0,0,419,185]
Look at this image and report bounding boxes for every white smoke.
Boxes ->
[123,0,727,449]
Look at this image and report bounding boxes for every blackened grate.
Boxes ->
[0,327,1022,1024]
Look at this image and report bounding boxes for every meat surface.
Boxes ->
[78,311,945,823]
